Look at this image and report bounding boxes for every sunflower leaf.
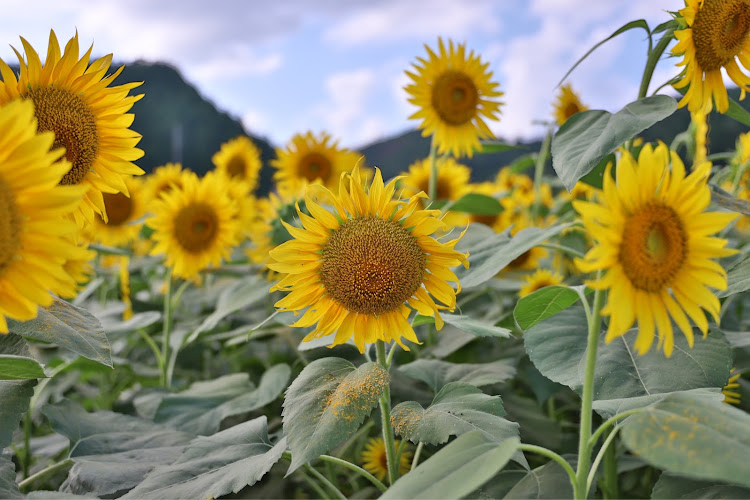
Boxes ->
[448,193,504,215]
[0,334,37,448]
[500,459,575,499]
[282,358,389,474]
[0,355,45,381]
[652,471,750,499]
[621,392,750,488]
[718,252,750,298]
[725,94,750,127]
[551,95,677,191]
[514,285,584,330]
[398,359,516,393]
[0,453,21,500]
[478,140,524,154]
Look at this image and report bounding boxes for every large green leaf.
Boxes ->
[153,364,290,435]
[0,334,36,448]
[282,358,388,473]
[456,224,571,288]
[122,417,286,499]
[0,354,45,380]
[415,313,512,338]
[514,285,583,330]
[9,297,112,367]
[551,95,677,190]
[449,193,504,215]
[622,393,750,487]
[502,460,575,499]
[391,383,518,445]
[592,388,724,419]
[717,253,750,298]
[652,471,750,499]
[382,432,519,500]
[43,400,194,497]
[0,453,21,499]
[398,359,516,393]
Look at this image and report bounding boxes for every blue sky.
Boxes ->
[0,0,681,149]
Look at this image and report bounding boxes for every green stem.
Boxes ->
[587,425,622,496]
[22,411,31,479]
[300,469,332,500]
[588,408,643,451]
[385,342,398,369]
[532,129,552,221]
[376,340,399,485]
[638,30,674,99]
[17,458,73,491]
[601,427,619,499]
[160,268,173,388]
[427,134,438,201]
[574,280,605,499]
[136,328,164,372]
[319,455,387,492]
[518,444,576,486]
[411,442,424,471]
[304,464,346,500]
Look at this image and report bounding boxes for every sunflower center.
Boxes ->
[692,0,750,71]
[226,155,246,178]
[619,203,687,292]
[299,153,332,182]
[320,216,426,315]
[0,177,22,274]
[174,203,219,253]
[100,192,133,226]
[431,70,479,126]
[26,87,98,186]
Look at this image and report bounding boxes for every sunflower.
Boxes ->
[361,437,412,483]
[519,269,564,298]
[0,99,90,332]
[574,143,736,357]
[144,163,197,203]
[723,368,742,405]
[400,157,471,203]
[212,136,262,192]
[672,0,750,113]
[0,30,145,228]
[405,37,503,158]
[147,172,240,279]
[93,176,146,247]
[269,165,469,352]
[272,131,362,191]
[553,84,588,126]
[212,170,257,241]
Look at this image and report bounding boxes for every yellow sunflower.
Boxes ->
[212,170,257,241]
[144,163,197,203]
[147,171,240,279]
[553,84,588,126]
[574,143,737,357]
[269,165,469,352]
[405,37,503,158]
[361,437,412,483]
[0,30,145,228]
[272,131,362,191]
[93,176,146,247]
[502,214,549,272]
[400,157,471,203]
[212,136,263,192]
[672,0,750,113]
[0,99,89,332]
[519,269,564,298]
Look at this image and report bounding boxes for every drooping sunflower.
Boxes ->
[272,131,362,191]
[361,437,412,483]
[212,136,263,192]
[147,172,240,279]
[519,269,564,298]
[93,176,146,247]
[405,37,503,158]
[553,84,588,126]
[672,0,750,113]
[575,142,737,357]
[0,30,145,227]
[0,99,88,332]
[144,163,197,204]
[269,166,469,352]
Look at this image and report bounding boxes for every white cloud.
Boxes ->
[242,109,271,135]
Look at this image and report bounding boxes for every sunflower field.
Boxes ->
[3,3,750,499]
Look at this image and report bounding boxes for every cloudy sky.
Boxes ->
[0,0,682,149]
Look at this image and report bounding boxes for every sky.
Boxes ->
[0,0,684,150]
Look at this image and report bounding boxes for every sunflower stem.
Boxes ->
[574,276,604,500]
[319,454,387,492]
[410,441,424,471]
[518,444,576,486]
[600,427,620,499]
[638,29,674,100]
[376,340,399,485]
[532,128,552,221]
[427,134,438,201]
[587,425,621,496]
[304,463,346,500]
[18,458,73,492]
[160,268,173,388]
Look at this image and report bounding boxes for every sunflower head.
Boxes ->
[519,269,564,297]
[574,142,737,357]
[93,176,146,247]
[212,136,263,191]
[268,165,469,352]
[405,37,503,158]
[145,163,198,203]
[400,156,471,203]
[361,437,412,483]
[553,84,588,126]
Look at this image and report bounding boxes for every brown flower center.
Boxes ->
[299,153,332,182]
[0,176,21,275]
[431,70,479,126]
[100,192,134,226]
[320,216,426,315]
[692,0,750,71]
[226,155,246,178]
[619,203,688,292]
[174,203,219,253]
[26,87,98,186]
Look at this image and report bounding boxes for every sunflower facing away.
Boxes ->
[553,84,588,126]
[574,143,737,357]
[405,37,503,158]
[212,136,263,192]
[0,30,145,227]
[269,165,469,352]
[0,99,89,332]
[93,176,146,247]
[147,172,240,279]
[672,0,750,113]
[361,437,412,483]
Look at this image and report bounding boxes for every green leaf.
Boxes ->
[622,393,750,487]
[652,471,750,499]
[122,417,286,499]
[153,365,291,435]
[43,400,194,497]
[448,193,504,215]
[717,253,750,298]
[282,358,388,473]
[456,223,571,288]
[578,153,615,189]
[709,183,750,216]
[551,95,677,190]
[391,383,518,445]
[103,311,162,337]
[479,140,524,154]
[0,354,45,380]
[514,285,582,330]
[725,94,750,127]
[442,313,513,338]
[382,432,519,500]
[399,359,516,393]
[9,297,112,367]
[502,393,562,449]
[0,334,36,448]
[502,460,575,499]
[0,453,21,499]
[592,388,724,420]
